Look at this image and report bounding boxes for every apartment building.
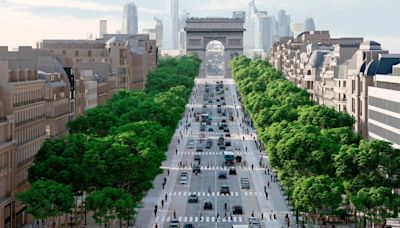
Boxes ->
[0,47,47,227]
[368,61,400,148]
[103,34,157,90]
[270,35,400,144]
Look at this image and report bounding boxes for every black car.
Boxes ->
[219,145,225,150]
[220,185,230,194]
[232,205,243,215]
[183,223,195,228]
[204,201,213,210]
[218,172,227,179]
[192,165,201,174]
[225,133,231,137]
[229,167,237,175]
[225,141,231,147]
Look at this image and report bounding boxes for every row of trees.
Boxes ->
[18,55,201,226]
[231,56,400,226]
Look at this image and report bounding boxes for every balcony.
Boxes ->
[13,98,44,108]
[15,114,45,128]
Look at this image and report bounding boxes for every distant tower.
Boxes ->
[163,0,179,49]
[304,17,316,32]
[277,10,291,37]
[99,20,107,38]
[122,2,138,34]
[154,17,163,47]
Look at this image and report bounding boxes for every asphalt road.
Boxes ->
[134,76,292,228]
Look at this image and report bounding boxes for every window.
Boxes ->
[88,50,92,57]
[75,50,79,57]
[62,50,66,55]
[343,81,346,88]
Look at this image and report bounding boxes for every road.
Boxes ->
[134,75,293,228]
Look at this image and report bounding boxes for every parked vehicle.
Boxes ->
[220,185,230,194]
[232,205,243,215]
[204,201,213,210]
[188,193,198,203]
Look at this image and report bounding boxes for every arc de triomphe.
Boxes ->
[185,17,245,78]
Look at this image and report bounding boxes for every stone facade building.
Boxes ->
[269,32,400,143]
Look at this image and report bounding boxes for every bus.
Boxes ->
[223,151,235,165]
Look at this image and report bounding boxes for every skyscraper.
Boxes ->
[277,10,291,37]
[163,0,179,50]
[99,20,107,38]
[304,17,316,32]
[179,10,190,53]
[122,2,138,35]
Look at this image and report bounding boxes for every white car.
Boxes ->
[179,176,188,184]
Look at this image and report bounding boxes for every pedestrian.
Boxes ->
[154,209,157,217]
[274,214,277,220]
[167,169,170,176]
[178,139,180,144]
[251,164,254,170]
[264,168,267,175]
[261,213,264,220]
[165,193,168,202]
[268,181,270,188]
[162,182,165,189]
[246,147,248,152]
[161,199,164,208]
[175,149,178,154]
[164,177,167,184]
[269,213,272,220]
[251,211,254,217]
[268,168,270,175]
[264,185,267,192]
[173,210,176,219]
[216,212,220,220]
[224,203,227,211]
[265,191,268,199]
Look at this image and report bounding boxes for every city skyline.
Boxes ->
[0,0,399,52]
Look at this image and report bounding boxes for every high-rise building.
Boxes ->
[162,0,179,50]
[304,17,316,32]
[99,20,107,38]
[233,11,246,20]
[244,0,276,56]
[291,22,305,37]
[154,17,163,48]
[179,10,190,54]
[122,2,138,35]
[277,10,291,37]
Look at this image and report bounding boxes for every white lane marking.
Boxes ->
[178,216,182,222]
[238,216,243,222]
[166,216,170,222]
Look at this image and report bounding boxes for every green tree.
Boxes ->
[18,180,74,225]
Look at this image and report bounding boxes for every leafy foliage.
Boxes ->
[23,55,201,224]
[231,56,400,225]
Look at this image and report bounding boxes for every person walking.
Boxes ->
[161,199,164,208]
[165,193,168,202]
[173,210,176,219]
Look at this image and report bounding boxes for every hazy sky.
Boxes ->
[0,0,399,52]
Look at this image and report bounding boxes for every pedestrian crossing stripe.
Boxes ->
[171,191,264,197]
[179,152,244,155]
[161,216,245,223]
[178,166,247,170]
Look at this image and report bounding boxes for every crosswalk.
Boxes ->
[170,191,265,197]
[178,166,247,170]
[157,215,245,223]
[179,151,243,155]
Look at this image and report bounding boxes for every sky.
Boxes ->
[0,0,399,52]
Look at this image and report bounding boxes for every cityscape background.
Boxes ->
[0,0,399,52]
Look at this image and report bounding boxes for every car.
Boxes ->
[225,141,231,147]
[232,205,243,215]
[168,218,180,228]
[188,193,198,203]
[208,127,214,132]
[222,102,226,105]
[240,177,250,189]
[183,223,195,228]
[220,185,230,194]
[219,145,225,150]
[229,167,237,175]
[222,112,227,116]
[218,171,227,179]
[221,119,227,123]
[179,175,188,184]
[218,136,224,145]
[249,217,261,228]
[194,155,201,161]
[187,140,195,149]
[200,125,206,131]
[224,128,230,133]
[192,165,201,174]
[217,104,222,108]
[203,201,213,210]
[203,104,207,108]
[196,146,203,152]
[216,99,220,102]
[208,100,212,104]
[217,109,222,114]
[225,133,231,137]
[206,120,211,125]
